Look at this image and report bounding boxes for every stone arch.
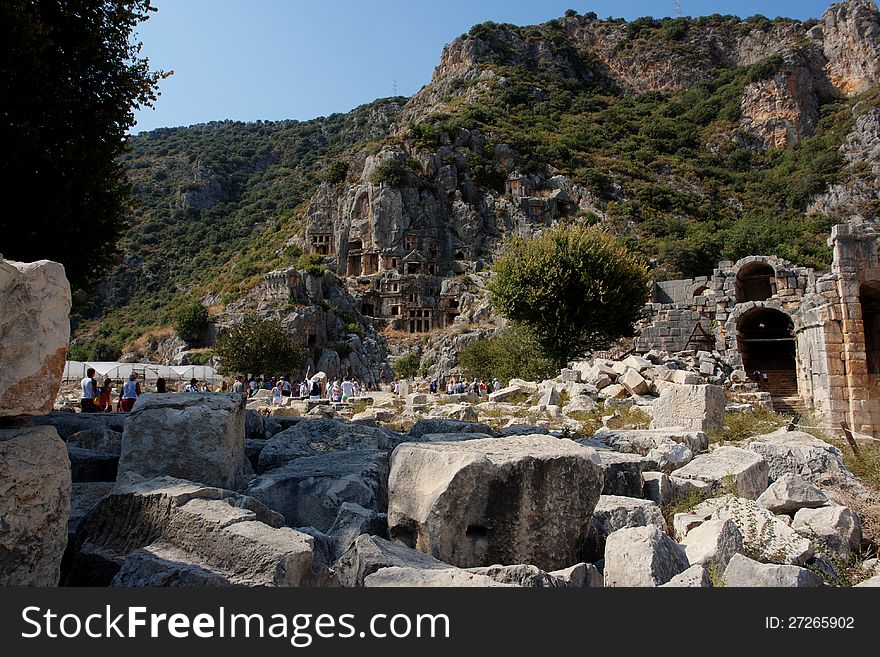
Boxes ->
[735,260,776,304]
[735,306,796,378]
[861,280,880,377]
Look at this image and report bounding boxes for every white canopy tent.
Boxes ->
[64,361,222,384]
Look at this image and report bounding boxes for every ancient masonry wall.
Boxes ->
[636,219,879,436]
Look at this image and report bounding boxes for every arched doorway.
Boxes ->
[737,308,796,394]
[736,262,775,303]
[861,281,880,377]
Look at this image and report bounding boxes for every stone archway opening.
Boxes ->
[736,262,775,303]
[861,281,880,377]
[737,308,796,390]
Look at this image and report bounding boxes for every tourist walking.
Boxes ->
[97,377,113,412]
[232,375,245,394]
[184,377,198,393]
[280,376,292,397]
[118,372,141,412]
[80,367,98,413]
[156,377,167,393]
[341,377,354,402]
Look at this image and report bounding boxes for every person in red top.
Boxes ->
[97,377,113,412]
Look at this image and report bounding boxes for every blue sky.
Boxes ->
[132,0,838,133]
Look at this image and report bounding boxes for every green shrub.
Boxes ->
[296,253,327,276]
[457,323,557,382]
[173,302,209,342]
[322,160,348,184]
[214,315,305,376]
[490,224,650,366]
[369,159,409,187]
[393,352,421,380]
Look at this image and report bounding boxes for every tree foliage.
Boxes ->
[173,302,209,342]
[490,224,649,365]
[457,323,557,383]
[214,315,305,376]
[0,0,168,291]
[392,351,421,380]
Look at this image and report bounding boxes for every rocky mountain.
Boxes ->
[76,0,880,372]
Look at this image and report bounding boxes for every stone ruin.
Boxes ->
[3,251,879,589]
[636,219,880,436]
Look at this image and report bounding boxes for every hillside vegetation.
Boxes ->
[74,7,879,358]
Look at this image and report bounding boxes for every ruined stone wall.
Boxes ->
[636,220,879,436]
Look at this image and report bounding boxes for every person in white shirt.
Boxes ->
[80,368,98,413]
[118,373,141,412]
[341,377,354,401]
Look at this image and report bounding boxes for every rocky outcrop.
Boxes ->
[0,258,70,416]
[819,0,880,95]
[387,435,604,570]
[0,425,71,586]
[117,393,247,489]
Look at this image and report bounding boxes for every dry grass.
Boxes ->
[709,405,786,444]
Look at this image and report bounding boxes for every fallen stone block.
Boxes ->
[756,473,829,513]
[792,505,861,561]
[671,446,769,499]
[620,368,650,396]
[69,476,328,587]
[333,534,452,587]
[364,566,512,587]
[680,518,743,575]
[692,496,813,565]
[327,502,388,555]
[746,430,863,492]
[593,428,708,456]
[258,418,404,472]
[68,445,118,483]
[0,425,71,586]
[466,564,559,587]
[603,525,690,587]
[651,384,725,433]
[722,553,823,587]
[407,419,493,439]
[584,495,667,562]
[642,472,673,505]
[388,435,604,570]
[661,564,711,587]
[0,258,70,416]
[243,450,388,532]
[548,562,603,588]
[118,393,247,489]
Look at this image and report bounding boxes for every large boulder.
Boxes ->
[746,429,861,491]
[0,258,70,416]
[591,449,652,497]
[407,419,494,439]
[650,384,725,433]
[364,567,512,587]
[603,525,690,587]
[67,428,122,483]
[661,565,712,587]
[466,564,559,587]
[0,425,71,586]
[691,496,813,565]
[242,450,388,532]
[792,505,861,561]
[68,475,329,587]
[722,553,824,587]
[327,501,389,554]
[680,519,743,575]
[118,393,247,489]
[671,446,769,499]
[258,419,405,472]
[333,534,452,587]
[28,411,126,440]
[388,435,604,570]
[584,495,667,562]
[593,428,708,456]
[756,473,829,513]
